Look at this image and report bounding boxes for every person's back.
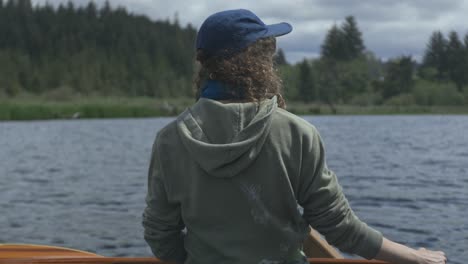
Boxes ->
[144,96,381,263]
[143,9,447,264]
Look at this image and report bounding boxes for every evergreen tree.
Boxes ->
[464,33,468,49]
[100,0,112,17]
[341,16,365,60]
[422,31,448,80]
[16,0,32,11]
[382,56,414,99]
[85,1,97,19]
[464,33,468,87]
[297,59,316,102]
[321,24,346,61]
[321,16,364,62]
[446,31,466,91]
[316,59,340,112]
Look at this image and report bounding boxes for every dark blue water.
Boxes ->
[0,116,467,263]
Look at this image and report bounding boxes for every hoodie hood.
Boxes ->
[176,96,277,178]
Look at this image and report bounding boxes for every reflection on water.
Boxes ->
[0,115,467,263]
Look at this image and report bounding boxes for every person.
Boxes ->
[142,9,447,264]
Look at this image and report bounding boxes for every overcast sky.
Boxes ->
[31,0,468,64]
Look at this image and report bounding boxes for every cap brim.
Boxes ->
[264,22,293,37]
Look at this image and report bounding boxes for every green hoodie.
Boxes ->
[143,96,382,264]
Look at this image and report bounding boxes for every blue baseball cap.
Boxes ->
[196,9,292,57]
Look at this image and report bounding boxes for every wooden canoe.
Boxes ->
[0,229,387,264]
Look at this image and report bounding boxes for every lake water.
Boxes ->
[0,115,467,263]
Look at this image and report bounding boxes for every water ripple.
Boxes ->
[1,116,466,263]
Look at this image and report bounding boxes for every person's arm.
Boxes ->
[142,139,186,264]
[297,126,447,263]
[375,237,447,264]
[297,126,382,259]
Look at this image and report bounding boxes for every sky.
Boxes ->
[31,0,468,64]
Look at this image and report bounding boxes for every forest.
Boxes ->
[280,17,468,108]
[1,0,468,119]
[0,0,196,98]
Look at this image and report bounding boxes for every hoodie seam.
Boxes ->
[155,133,172,198]
[237,104,241,135]
[187,108,211,142]
[177,97,277,178]
[229,104,241,162]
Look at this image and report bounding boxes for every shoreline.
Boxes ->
[1,98,468,121]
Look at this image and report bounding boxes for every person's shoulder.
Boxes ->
[273,107,320,136]
[156,106,193,139]
[157,120,178,139]
[152,118,179,151]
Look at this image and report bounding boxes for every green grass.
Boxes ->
[0,97,194,121]
[286,102,468,115]
[1,97,468,121]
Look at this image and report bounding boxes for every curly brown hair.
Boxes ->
[194,37,286,108]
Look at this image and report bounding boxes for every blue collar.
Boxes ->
[200,80,243,100]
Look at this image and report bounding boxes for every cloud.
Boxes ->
[31,0,468,63]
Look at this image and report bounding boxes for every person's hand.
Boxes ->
[375,237,447,264]
[415,248,447,264]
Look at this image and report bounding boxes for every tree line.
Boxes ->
[1,0,467,106]
[279,16,468,107]
[280,16,468,107]
[0,0,196,98]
